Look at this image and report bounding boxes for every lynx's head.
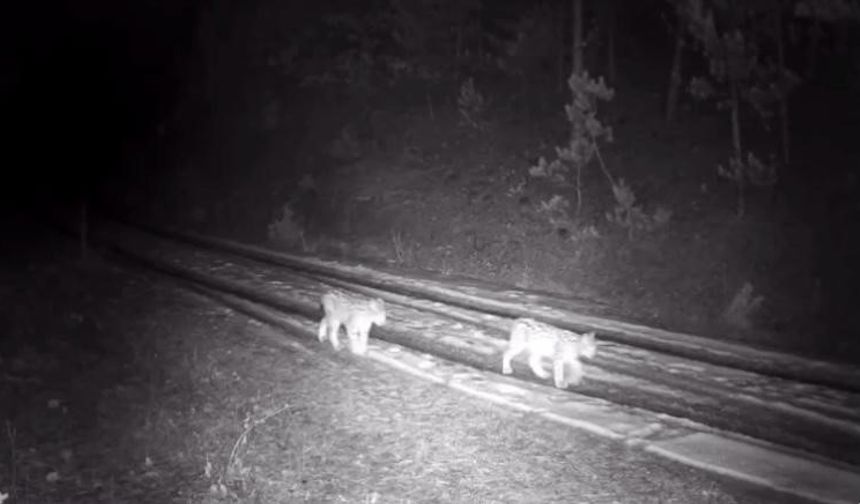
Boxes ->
[368,298,386,326]
[580,332,597,359]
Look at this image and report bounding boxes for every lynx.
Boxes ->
[318,290,386,355]
[501,318,597,388]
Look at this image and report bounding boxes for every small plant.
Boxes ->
[329,125,363,162]
[210,403,290,499]
[528,156,568,184]
[79,199,88,261]
[682,1,796,216]
[267,204,304,246]
[537,195,575,235]
[268,175,318,252]
[606,179,672,240]
[557,71,615,215]
[5,421,15,504]
[717,152,777,218]
[390,229,414,266]
[723,281,764,330]
[457,77,486,130]
[525,71,619,234]
[439,258,454,276]
[506,178,527,198]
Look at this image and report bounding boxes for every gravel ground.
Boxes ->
[0,226,813,503]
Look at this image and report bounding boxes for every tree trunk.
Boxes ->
[665,10,685,122]
[557,0,566,91]
[80,198,88,261]
[455,22,463,59]
[572,0,583,76]
[571,0,584,216]
[591,0,614,82]
[730,81,745,218]
[773,2,790,165]
[606,0,616,84]
[804,18,821,79]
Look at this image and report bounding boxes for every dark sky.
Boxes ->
[4,1,198,202]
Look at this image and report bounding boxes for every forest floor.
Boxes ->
[0,221,807,503]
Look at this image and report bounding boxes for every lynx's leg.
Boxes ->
[501,341,525,375]
[501,350,514,375]
[319,294,335,343]
[527,352,551,379]
[345,320,368,355]
[328,322,342,351]
[357,325,370,355]
[346,325,361,355]
[567,358,584,386]
[553,359,568,388]
[362,320,374,355]
[317,318,328,342]
[502,325,527,374]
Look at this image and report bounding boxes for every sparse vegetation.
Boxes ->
[0,237,783,503]
[9,0,860,501]
[267,204,303,247]
[606,178,673,240]
[390,228,415,266]
[678,0,802,217]
[723,281,766,330]
[210,403,291,500]
[715,151,778,218]
[102,0,860,357]
[457,77,487,130]
[557,71,615,216]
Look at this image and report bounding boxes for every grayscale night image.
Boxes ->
[2,0,859,502]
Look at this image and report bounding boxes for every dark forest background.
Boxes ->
[5,0,860,359]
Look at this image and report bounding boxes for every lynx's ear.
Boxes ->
[371,298,385,310]
[583,332,596,342]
